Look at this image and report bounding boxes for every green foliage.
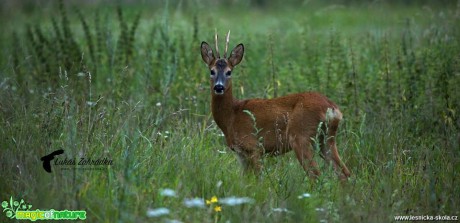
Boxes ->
[0,1,459,222]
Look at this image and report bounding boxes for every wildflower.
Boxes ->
[86,101,97,107]
[297,193,311,199]
[206,196,218,205]
[315,208,325,212]
[206,196,223,213]
[165,219,183,223]
[160,188,177,197]
[146,208,170,217]
[271,208,293,214]
[219,196,254,206]
[184,198,205,208]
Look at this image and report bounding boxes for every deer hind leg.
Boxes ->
[318,134,333,165]
[327,139,350,180]
[289,135,320,179]
[318,134,343,177]
[324,109,351,180]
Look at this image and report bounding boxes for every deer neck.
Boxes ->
[211,85,236,134]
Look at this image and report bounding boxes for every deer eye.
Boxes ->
[210,70,216,76]
[226,71,232,76]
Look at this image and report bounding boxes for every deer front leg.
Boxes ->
[236,151,261,174]
[234,139,262,175]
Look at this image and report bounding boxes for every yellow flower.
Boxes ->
[206,196,219,205]
[210,196,218,203]
[214,206,222,212]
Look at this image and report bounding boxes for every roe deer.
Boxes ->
[200,31,351,180]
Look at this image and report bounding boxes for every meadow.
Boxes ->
[0,0,459,222]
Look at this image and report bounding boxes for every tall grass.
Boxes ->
[1,1,459,222]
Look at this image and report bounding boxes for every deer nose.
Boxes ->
[214,84,225,95]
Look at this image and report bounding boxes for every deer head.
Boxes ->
[200,30,244,95]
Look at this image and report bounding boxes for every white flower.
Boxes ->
[156,102,162,107]
[160,188,177,197]
[183,198,205,208]
[165,219,183,223]
[146,207,170,217]
[219,196,254,206]
[297,193,311,199]
[86,101,97,107]
[271,208,293,213]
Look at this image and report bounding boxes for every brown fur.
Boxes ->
[201,40,350,180]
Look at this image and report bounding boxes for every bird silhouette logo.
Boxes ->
[40,149,64,173]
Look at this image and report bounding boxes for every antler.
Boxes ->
[214,28,221,58]
[224,30,231,58]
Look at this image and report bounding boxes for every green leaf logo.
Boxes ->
[2,196,32,219]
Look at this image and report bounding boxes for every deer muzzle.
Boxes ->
[213,73,226,95]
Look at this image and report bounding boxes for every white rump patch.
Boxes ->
[326,108,342,121]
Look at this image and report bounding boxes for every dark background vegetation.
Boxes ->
[1,0,459,222]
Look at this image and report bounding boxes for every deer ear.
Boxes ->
[228,43,244,67]
[201,42,215,66]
